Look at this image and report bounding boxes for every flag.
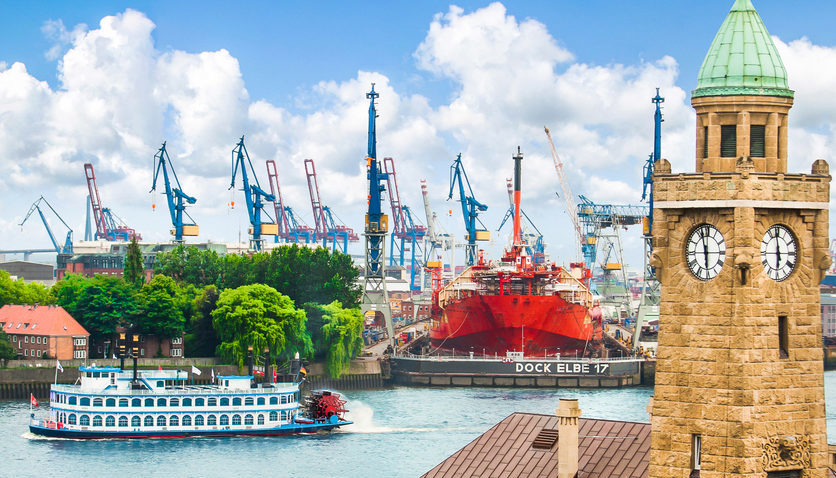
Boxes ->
[299,366,307,376]
[30,393,38,407]
[112,354,117,359]
[272,369,277,383]
[56,361,63,373]
[158,364,163,372]
[191,365,201,376]
[211,368,215,381]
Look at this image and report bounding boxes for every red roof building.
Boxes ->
[0,304,90,360]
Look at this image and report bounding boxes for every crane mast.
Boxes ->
[230,136,277,251]
[84,163,140,241]
[266,160,315,243]
[150,141,198,242]
[360,84,394,348]
[304,158,357,253]
[544,126,582,260]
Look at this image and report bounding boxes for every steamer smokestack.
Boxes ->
[512,147,523,248]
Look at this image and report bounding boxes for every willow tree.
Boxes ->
[211,284,312,368]
[309,301,364,378]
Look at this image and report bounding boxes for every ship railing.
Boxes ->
[51,383,299,395]
[394,353,646,363]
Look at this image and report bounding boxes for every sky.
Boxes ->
[1,0,835,271]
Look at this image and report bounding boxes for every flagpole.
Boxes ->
[54,361,58,385]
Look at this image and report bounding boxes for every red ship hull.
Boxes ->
[430,293,593,356]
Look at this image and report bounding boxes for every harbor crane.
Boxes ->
[230,136,278,251]
[19,196,73,254]
[420,179,456,283]
[360,84,395,348]
[633,89,665,352]
[265,160,315,243]
[545,126,583,260]
[150,141,198,242]
[84,163,141,241]
[383,156,427,291]
[304,158,358,254]
[448,153,489,267]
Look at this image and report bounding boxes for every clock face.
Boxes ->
[761,225,797,281]
[685,224,726,280]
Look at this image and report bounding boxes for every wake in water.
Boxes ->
[342,401,448,434]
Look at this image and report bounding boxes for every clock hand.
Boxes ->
[775,239,781,267]
[702,231,710,271]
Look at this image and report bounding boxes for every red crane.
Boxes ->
[304,159,357,253]
[84,163,140,241]
[266,160,314,243]
[383,156,427,291]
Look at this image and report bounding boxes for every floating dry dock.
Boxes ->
[390,355,652,388]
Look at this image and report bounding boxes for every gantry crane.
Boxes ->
[150,141,198,242]
[448,153,489,267]
[545,126,583,260]
[360,84,394,348]
[84,163,141,241]
[265,160,315,243]
[383,157,427,291]
[304,159,358,254]
[19,196,73,254]
[420,180,455,281]
[230,136,278,251]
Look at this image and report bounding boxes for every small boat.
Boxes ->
[29,364,351,439]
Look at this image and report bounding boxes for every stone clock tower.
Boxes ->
[648,1,832,477]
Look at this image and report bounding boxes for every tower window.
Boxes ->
[766,471,801,478]
[750,125,765,157]
[691,434,702,471]
[721,125,737,157]
[779,315,789,359]
[703,126,709,158]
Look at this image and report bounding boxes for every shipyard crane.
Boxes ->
[84,163,141,242]
[497,178,546,264]
[19,196,73,254]
[448,153,489,267]
[544,126,583,260]
[304,158,358,254]
[150,141,198,242]
[383,157,427,291]
[229,136,278,251]
[633,89,665,352]
[420,179,455,281]
[360,84,395,348]
[265,160,315,243]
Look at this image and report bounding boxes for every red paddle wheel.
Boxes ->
[304,390,348,422]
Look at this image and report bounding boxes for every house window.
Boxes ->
[24,336,28,344]
[171,337,183,345]
[171,348,182,357]
[24,349,28,357]
[721,125,736,157]
[779,316,789,359]
[43,337,47,345]
[36,337,40,344]
[691,434,702,471]
[750,125,765,157]
[12,336,16,342]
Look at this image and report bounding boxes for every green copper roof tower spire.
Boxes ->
[693,0,793,98]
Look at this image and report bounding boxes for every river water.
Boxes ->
[3,372,836,478]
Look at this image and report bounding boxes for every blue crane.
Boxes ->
[577,195,648,267]
[383,156,427,291]
[230,136,277,251]
[642,88,664,235]
[448,153,489,267]
[150,141,198,242]
[19,196,73,254]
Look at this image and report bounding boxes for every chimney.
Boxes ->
[556,398,581,478]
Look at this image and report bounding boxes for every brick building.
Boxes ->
[0,304,90,360]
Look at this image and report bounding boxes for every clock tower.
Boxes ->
[648,1,832,477]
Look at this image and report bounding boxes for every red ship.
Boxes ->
[429,149,601,357]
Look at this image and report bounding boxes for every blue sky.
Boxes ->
[1,1,834,270]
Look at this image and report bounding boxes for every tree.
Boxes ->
[0,270,55,307]
[308,301,364,378]
[0,329,17,367]
[69,276,138,343]
[211,284,312,368]
[123,237,145,287]
[52,273,90,313]
[185,285,220,357]
[135,275,186,341]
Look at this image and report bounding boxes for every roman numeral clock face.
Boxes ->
[761,224,797,281]
[685,224,726,280]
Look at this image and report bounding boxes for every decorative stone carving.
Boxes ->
[655,158,671,174]
[735,156,755,173]
[811,159,829,176]
[761,435,811,471]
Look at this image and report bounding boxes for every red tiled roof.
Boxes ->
[422,413,650,478]
[0,304,89,337]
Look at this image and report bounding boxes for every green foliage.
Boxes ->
[135,275,186,339]
[308,301,364,378]
[185,285,220,357]
[154,245,223,287]
[55,275,138,343]
[211,284,312,368]
[0,329,17,366]
[123,237,145,287]
[0,270,55,307]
